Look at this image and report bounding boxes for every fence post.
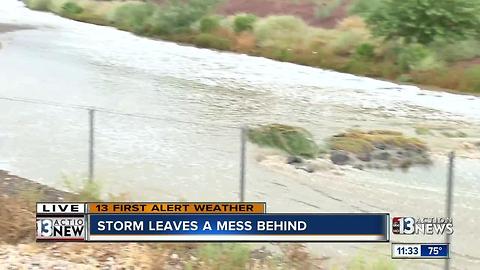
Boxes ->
[239,126,247,202]
[88,109,95,182]
[444,151,455,270]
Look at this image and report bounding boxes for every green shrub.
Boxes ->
[396,74,412,82]
[415,54,444,71]
[148,0,220,35]
[198,244,250,270]
[272,48,292,62]
[367,0,480,44]
[26,0,51,11]
[199,15,220,33]
[193,33,231,50]
[432,39,480,62]
[254,16,310,48]
[349,0,383,16]
[331,30,367,56]
[396,44,437,72]
[344,57,386,76]
[355,43,375,59]
[61,2,83,17]
[248,124,320,158]
[112,2,155,34]
[62,175,102,201]
[233,13,257,33]
[465,66,480,92]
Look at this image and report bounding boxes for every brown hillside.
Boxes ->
[150,0,352,28]
[217,0,352,28]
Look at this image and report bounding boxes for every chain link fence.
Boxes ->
[1,96,476,269]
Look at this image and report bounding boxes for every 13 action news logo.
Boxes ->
[392,217,453,235]
[36,218,85,239]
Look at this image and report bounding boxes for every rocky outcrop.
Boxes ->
[327,130,432,170]
[255,127,433,172]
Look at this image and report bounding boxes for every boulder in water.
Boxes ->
[356,152,371,162]
[330,150,351,165]
[286,155,303,164]
[294,163,316,173]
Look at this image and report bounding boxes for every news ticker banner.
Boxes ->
[392,243,449,259]
[36,202,389,242]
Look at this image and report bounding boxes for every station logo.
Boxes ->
[36,217,85,240]
[392,217,453,235]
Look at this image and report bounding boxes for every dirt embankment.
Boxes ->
[0,170,73,244]
[0,172,170,268]
[0,171,320,269]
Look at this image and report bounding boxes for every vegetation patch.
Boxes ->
[415,126,432,135]
[233,13,257,33]
[331,130,426,150]
[62,175,102,201]
[464,66,480,92]
[441,131,468,138]
[254,15,310,48]
[248,124,320,158]
[193,33,232,50]
[197,244,250,269]
[366,0,480,45]
[330,137,373,155]
[24,0,480,93]
[61,2,83,18]
[111,2,156,33]
[25,0,52,11]
[199,15,221,33]
[354,43,375,60]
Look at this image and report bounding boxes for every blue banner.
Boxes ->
[88,213,389,242]
[420,244,449,257]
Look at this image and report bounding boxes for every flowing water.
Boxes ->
[0,1,479,269]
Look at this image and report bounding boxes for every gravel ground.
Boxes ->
[0,242,158,269]
[0,171,318,269]
[0,171,169,269]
